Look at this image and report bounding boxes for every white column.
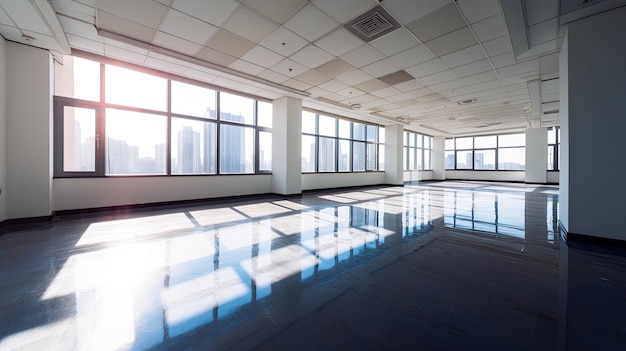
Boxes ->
[560,6,626,240]
[272,97,302,195]
[432,136,445,180]
[384,125,404,185]
[6,42,54,219]
[0,38,6,222]
[525,127,547,183]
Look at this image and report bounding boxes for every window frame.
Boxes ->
[444,133,527,171]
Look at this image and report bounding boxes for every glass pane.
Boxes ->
[547,145,555,170]
[498,147,525,170]
[220,124,254,173]
[416,149,423,170]
[171,81,216,118]
[424,136,432,149]
[366,125,378,142]
[105,108,167,175]
[353,123,365,141]
[456,137,473,149]
[353,141,365,171]
[259,131,272,171]
[547,128,556,144]
[366,143,377,170]
[403,132,409,146]
[445,138,454,150]
[302,111,316,134]
[338,139,350,171]
[474,135,496,148]
[171,118,216,174]
[63,106,96,171]
[338,119,351,139]
[416,134,422,148]
[105,65,167,111]
[498,133,525,147]
[408,133,415,147]
[318,137,336,172]
[257,101,272,128]
[456,150,472,169]
[318,115,336,137]
[379,127,385,144]
[378,145,385,170]
[408,148,415,170]
[424,150,431,170]
[445,151,455,169]
[301,135,316,172]
[56,56,100,101]
[474,149,496,170]
[220,92,254,125]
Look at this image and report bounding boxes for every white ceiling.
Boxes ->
[0,0,572,136]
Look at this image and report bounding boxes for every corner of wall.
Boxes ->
[0,37,6,223]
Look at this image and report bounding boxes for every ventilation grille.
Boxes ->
[457,98,478,105]
[345,6,401,42]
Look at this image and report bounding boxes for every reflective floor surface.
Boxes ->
[0,181,624,350]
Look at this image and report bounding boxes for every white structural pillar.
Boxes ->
[432,136,445,180]
[525,127,547,183]
[272,96,302,195]
[6,42,54,219]
[0,37,6,222]
[560,6,626,241]
[384,124,404,185]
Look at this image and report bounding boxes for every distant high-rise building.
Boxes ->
[220,114,246,173]
[178,126,201,173]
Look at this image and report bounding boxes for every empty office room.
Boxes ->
[0,0,624,350]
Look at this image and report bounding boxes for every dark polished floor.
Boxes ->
[0,181,624,350]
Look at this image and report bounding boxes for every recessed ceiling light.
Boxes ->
[21,34,35,41]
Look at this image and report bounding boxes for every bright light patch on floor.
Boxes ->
[189,207,247,226]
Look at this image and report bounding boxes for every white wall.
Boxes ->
[431,136,445,180]
[0,37,6,222]
[302,172,385,191]
[547,171,559,184]
[272,97,302,195]
[384,125,403,185]
[403,171,433,182]
[525,128,547,183]
[446,171,525,182]
[561,7,626,240]
[5,42,54,219]
[559,28,569,230]
[54,175,272,211]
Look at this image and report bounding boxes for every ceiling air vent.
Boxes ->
[345,5,401,42]
[457,98,478,105]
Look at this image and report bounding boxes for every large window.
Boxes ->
[54,55,271,177]
[547,127,560,171]
[445,133,526,170]
[301,111,384,173]
[403,131,432,171]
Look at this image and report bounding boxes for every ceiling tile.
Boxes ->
[382,0,452,25]
[439,44,486,68]
[67,34,104,54]
[525,0,558,26]
[97,11,156,43]
[224,6,279,43]
[462,71,498,85]
[315,27,363,56]
[340,44,385,68]
[393,79,426,93]
[295,69,331,85]
[406,4,466,43]
[371,86,402,99]
[420,69,458,85]
[378,70,415,86]
[245,0,308,24]
[312,0,375,23]
[315,58,355,76]
[145,56,186,73]
[153,31,202,55]
[317,79,350,93]
[496,59,539,78]
[205,30,255,58]
[471,15,507,42]
[361,59,401,78]
[405,58,447,78]
[451,59,493,77]
[260,27,308,56]
[490,52,516,69]
[423,26,477,56]
[195,46,238,66]
[97,0,167,29]
[482,35,513,57]
[257,69,290,83]
[50,0,96,24]
[335,69,373,85]
[370,28,420,56]
[539,52,559,76]
[269,58,307,78]
[172,0,240,27]
[307,86,332,98]
[284,4,338,42]
[389,45,435,68]
[456,0,500,24]
[354,79,388,93]
[104,44,147,64]
[159,9,217,45]
[228,59,265,75]
[282,79,314,91]
[290,44,334,68]
[58,16,100,41]
[239,45,284,67]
